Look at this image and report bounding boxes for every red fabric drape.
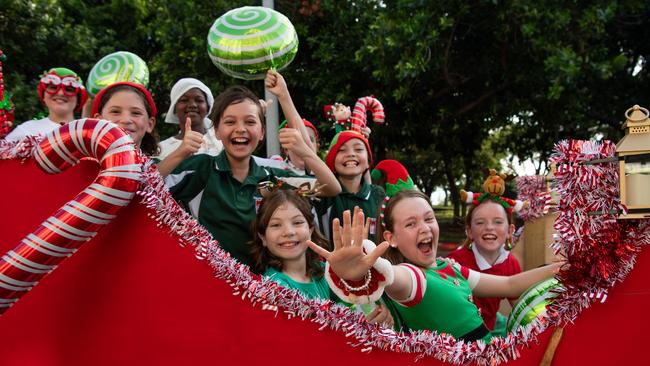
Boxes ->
[0,158,646,365]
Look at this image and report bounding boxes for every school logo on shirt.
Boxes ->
[368,218,377,235]
[254,195,264,213]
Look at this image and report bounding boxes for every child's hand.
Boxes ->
[264,69,289,99]
[308,209,389,281]
[279,127,311,158]
[179,117,204,157]
[365,304,394,327]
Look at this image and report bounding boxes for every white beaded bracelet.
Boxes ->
[339,269,372,292]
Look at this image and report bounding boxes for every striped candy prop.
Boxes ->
[0,119,141,315]
[86,51,149,96]
[207,6,299,80]
[506,277,561,332]
[350,96,385,132]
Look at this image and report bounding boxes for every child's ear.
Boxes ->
[465,226,473,241]
[215,124,222,140]
[146,117,155,133]
[383,229,395,247]
[93,113,101,119]
[508,224,515,237]
[258,233,267,247]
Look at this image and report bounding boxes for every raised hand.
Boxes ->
[278,127,311,158]
[180,117,204,156]
[308,208,389,281]
[264,69,289,99]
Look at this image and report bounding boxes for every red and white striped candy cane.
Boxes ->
[349,96,385,132]
[0,118,141,315]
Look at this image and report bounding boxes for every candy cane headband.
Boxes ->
[39,74,84,89]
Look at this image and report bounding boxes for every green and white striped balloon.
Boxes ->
[506,278,561,332]
[86,51,149,96]
[207,6,298,80]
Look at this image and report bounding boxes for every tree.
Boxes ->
[2,0,649,223]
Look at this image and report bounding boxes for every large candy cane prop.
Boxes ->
[0,118,141,315]
[349,96,385,132]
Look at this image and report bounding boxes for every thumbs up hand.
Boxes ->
[179,117,204,157]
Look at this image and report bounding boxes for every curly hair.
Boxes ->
[249,189,330,277]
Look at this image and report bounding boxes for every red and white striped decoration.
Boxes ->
[0,118,141,315]
[350,96,385,132]
[516,175,552,222]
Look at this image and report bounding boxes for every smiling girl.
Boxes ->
[447,200,522,333]
[310,190,562,341]
[91,82,159,156]
[6,68,88,141]
[251,189,392,326]
[157,78,223,160]
[316,130,385,242]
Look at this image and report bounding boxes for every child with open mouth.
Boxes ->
[162,79,340,268]
[310,190,562,342]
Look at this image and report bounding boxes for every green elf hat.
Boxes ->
[325,130,372,172]
[371,159,415,197]
[371,159,415,228]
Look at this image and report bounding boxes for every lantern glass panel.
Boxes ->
[625,160,650,206]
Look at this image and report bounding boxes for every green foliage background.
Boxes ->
[1,0,649,219]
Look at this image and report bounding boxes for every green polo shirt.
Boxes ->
[264,267,332,300]
[315,180,385,242]
[165,152,304,267]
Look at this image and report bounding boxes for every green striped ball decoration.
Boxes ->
[207,6,298,80]
[506,277,561,333]
[86,51,149,96]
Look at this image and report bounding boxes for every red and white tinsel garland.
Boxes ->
[516,175,552,222]
[548,140,650,322]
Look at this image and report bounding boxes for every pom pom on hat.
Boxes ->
[325,130,372,172]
